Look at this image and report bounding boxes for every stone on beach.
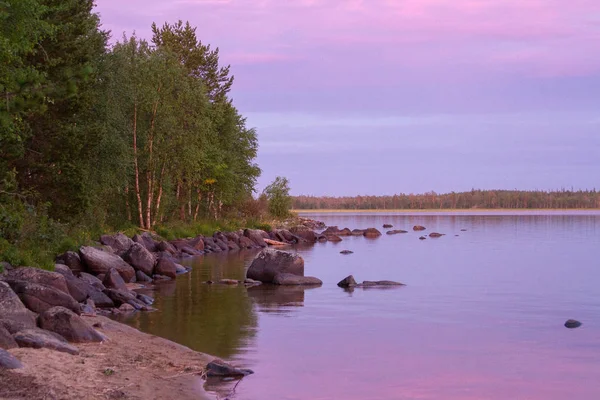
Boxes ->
[38,306,105,343]
[13,328,79,355]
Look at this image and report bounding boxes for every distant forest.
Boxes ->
[292,190,600,210]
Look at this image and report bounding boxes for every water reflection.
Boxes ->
[248,285,317,314]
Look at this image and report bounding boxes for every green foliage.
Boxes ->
[263,177,292,218]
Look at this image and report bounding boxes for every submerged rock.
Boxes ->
[429,232,444,238]
[361,280,405,287]
[351,229,365,236]
[419,236,427,240]
[413,225,426,231]
[219,279,239,285]
[564,319,582,329]
[325,234,342,242]
[340,250,354,255]
[383,224,393,228]
[386,230,408,235]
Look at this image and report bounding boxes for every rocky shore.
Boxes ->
[0,217,411,398]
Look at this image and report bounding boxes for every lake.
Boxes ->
[119,211,600,399]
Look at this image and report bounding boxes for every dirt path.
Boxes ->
[0,316,215,400]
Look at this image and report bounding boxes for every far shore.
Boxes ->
[294,208,600,213]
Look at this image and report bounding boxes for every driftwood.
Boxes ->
[264,239,290,246]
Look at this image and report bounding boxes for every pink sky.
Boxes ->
[95,0,600,195]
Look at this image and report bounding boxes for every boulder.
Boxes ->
[213,238,229,251]
[419,236,427,240]
[337,275,357,288]
[103,268,127,291]
[289,227,317,243]
[135,293,154,306]
[103,289,145,310]
[55,251,84,274]
[413,225,426,231]
[1,267,69,295]
[0,326,17,349]
[132,233,158,252]
[87,290,114,308]
[322,226,340,235]
[79,246,135,282]
[383,224,393,228]
[54,265,93,302]
[325,235,342,242]
[565,319,582,329]
[38,306,105,343]
[340,250,354,255]
[243,229,268,248]
[429,232,444,238]
[155,257,177,279]
[338,228,353,236]
[206,359,253,377]
[203,237,221,252]
[118,303,135,313]
[273,273,322,286]
[135,270,153,283]
[79,272,105,291]
[363,228,382,238]
[123,243,156,276]
[13,328,79,355]
[227,241,240,251]
[100,233,133,255]
[156,241,177,255]
[387,230,408,235]
[0,318,35,335]
[188,236,205,252]
[0,282,37,328]
[351,229,365,236]
[0,348,23,369]
[246,249,305,283]
[238,236,255,249]
[6,280,80,315]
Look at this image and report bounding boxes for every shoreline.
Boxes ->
[294,208,600,213]
[2,316,214,400]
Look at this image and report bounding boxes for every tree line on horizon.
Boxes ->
[292,189,600,210]
[0,0,267,267]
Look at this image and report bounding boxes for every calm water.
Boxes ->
[120,212,600,399]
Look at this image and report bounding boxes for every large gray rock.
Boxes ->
[55,251,84,274]
[87,289,114,308]
[100,233,133,255]
[79,246,135,282]
[0,281,37,328]
[79,272,105,291]
[13,328,79,355]
[103,289,146,310]
[247,249,305,283]
[133,232,158,252]
[1,267,69,295]
[0,348,23,369]
[272,273,322,286]
[38,306,105,343]
[6,280,80,315]
[54,265,93,302]
[0,326,17,349]
[102,268,127,291]
[243,229,268,248]
[154,257,177,279]
[123,242,155,276]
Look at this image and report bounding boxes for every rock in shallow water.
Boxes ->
[340,250,354,255]
[337,275,357,288]
[413,225,426,231]
[272,273,322,286]
[205,359,254,377]
[386,230,408,235]
[247,249,304,283]
[564,319,582,329]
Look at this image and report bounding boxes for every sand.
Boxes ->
[0,316,214,400]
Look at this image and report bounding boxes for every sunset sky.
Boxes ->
[95,0,600,195]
